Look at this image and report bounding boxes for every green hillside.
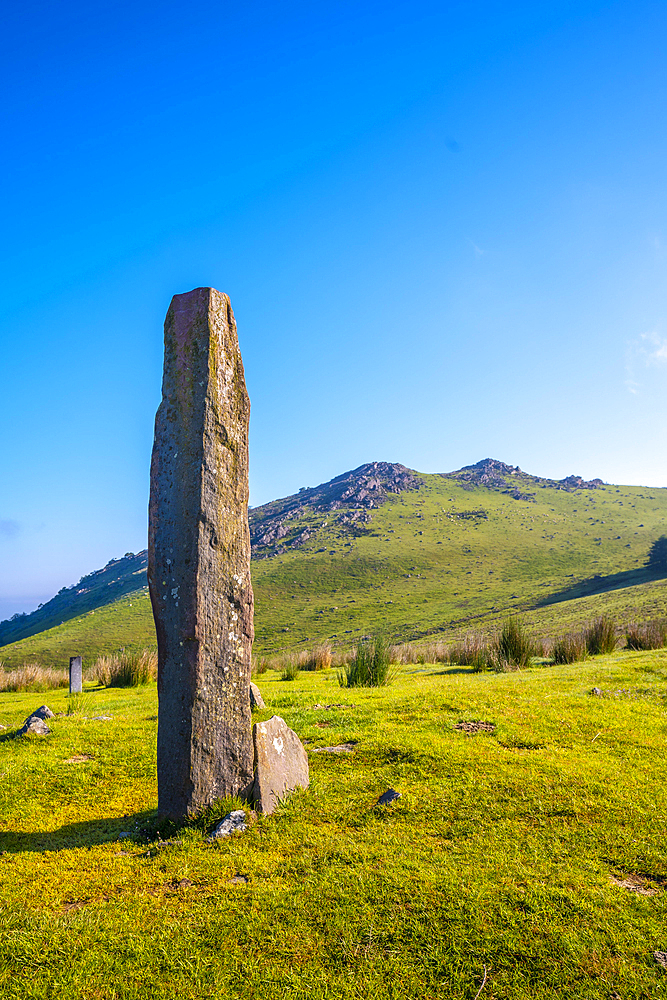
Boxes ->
[2,459,667,668]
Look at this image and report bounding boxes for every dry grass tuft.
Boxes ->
[0,663,68,692]
[91,649,157,687]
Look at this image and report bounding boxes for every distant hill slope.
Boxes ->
[0,552,148,646]
[2,458,667,667]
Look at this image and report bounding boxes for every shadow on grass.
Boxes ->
[0,810,159,854]
[429,666,479,676]
[536,565,667,608]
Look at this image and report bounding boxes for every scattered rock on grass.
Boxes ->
[312,742,357,754]
[228,874,249,885]
[377,788,401,806]
[252,715,309,815]
[655,952,667,970]
[591,687,602,696]
[454,720,496,734]
[209,810,248,840]
[19,706,54,736]
[250,683,265,710]
[93,716,112,721]
[311,703,355,711]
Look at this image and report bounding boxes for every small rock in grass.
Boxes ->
[250,682,265,710]
[655,951,667,970]
[377,788,401,806]
[591,687,602,696]
[31,705,54,720]
[209,810,248,840]
[93,715,112,721]
[19,708,53,736]
[228,874,249,885]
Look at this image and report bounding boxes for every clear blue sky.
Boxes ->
[2,0,667,619]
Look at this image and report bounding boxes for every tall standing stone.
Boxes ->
[148,287,254,818]
[69,656,82,694]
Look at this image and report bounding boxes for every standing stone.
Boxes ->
[149,287,254,818]
[252,715,309,815]
[69,656,82,694]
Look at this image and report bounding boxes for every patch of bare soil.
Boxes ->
[64,755,94,763]
[454,721,496,734]
[610,873,661,896]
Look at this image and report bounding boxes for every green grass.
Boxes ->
[1,651,667,998]
[3,475,667,669]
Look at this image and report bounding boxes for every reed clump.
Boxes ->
[339,635,393,688]
[0,663,68,692]
[91,649,157,687]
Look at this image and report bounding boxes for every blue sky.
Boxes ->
[2,0,667,618]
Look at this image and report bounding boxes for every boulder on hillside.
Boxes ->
[251,715,309,815]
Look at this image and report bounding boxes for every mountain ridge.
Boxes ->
[4,457,662,659]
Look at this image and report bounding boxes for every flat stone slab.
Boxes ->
[311,742,357,754]
[252,716,309,815]
[250,683,265,710]
[209,810,248,839]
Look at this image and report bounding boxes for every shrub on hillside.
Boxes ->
[625,619,667,651]
[92,649,157,687]
[584,617,617,656]
[551,633,587,664]
[0,663,68,692]
[339,635,393,687]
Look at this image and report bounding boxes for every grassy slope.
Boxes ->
[2,474,667,668]
[1,651,667,998]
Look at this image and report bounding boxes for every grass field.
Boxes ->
[2,473,667,670]
[1,650,667,998]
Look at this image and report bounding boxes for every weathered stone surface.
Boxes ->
[19,712,51,736]
[249,682,265,710]
[148,287,254,818]
[69,656,82,694]
[209,809,248,839]
[252,715,309,815]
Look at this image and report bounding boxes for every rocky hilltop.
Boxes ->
[446,458,604,501]
[250,461,422,557]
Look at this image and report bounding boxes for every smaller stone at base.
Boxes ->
[250,683,265,710]
[209,810,248,840]
[377,788,401,806]
[252,715,309,815]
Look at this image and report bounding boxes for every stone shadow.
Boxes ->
[0,809,157,854]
